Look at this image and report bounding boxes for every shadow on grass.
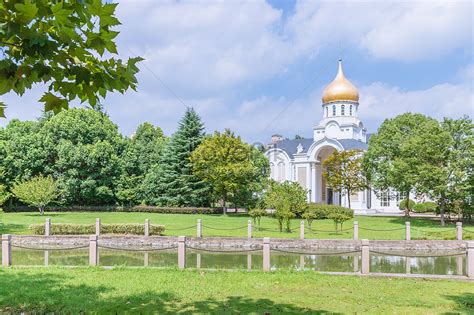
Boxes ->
[443,293,474,313]
[0,269,332,314]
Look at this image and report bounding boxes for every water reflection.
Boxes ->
[9,248,466,276]
[370,254,466,275]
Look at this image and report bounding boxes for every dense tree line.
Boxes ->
[0,107,269,209]
[364,113,473,224]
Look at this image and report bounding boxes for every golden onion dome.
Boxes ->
[322,59,359,104]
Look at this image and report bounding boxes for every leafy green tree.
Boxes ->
[323,149,367,208]
[191,129,269,213]
[40,108,123,205]
[0,0,142,117]
[363,113,445,216]
[117,123,166,205]
[423,116,473,224]
[0,184,10,208]
[143,108,210,207]
[0,120,47,187]
[263,180,307,232]
[12,175,58,215]
[229,148,269,209]
[0,168,10,207]
[0,109,125,205]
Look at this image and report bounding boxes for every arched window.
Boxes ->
[325,107,328,117]
[350,105,353,115]
[341,105,345,116]
[332,105,336,116]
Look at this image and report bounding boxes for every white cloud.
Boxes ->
[115,0,293,94]
[360,1,472,61]
[113,0,473,97]
[359,76,474,129]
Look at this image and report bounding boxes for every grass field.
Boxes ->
[0,267,472,313]
[1,211,472,240]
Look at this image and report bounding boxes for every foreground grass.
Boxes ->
[0,267,472,313]
[1,211,472,240]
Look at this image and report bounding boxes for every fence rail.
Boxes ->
[2,234,474,280]
[34,218,473,243]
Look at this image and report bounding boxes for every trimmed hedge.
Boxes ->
[6,205,223,214]
[29,223,165,236]
[121,206,222,214]
[413,201,437,213]
[304,203,351,220]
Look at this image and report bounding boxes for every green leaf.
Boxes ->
[14,1,38,23]
[0,101,5,118]
[51,3,73,25]
[39,92,69,114]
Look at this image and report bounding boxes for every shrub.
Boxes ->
[248,208,266,229]
[326,206,353,232]
[305,203,331,219]
[29,223,165,236]
[399,199,416,211]
[302,211,317,228]
[413,201,437,213]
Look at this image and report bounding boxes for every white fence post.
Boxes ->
[196,253,201,269]
[353,221,359,241]
[95,218,101,236]
[1,234,11,267]
[178,236,186,269]
[145,219,150,237]
[467,241,474,279]
[299,221,305,240]
[45,218,51,236]
[89,235,98,266]
[144,252,149,267]
[197,219,202,238]
[361,239,370,274]
[405,222,411,241]
[263,237,270,272]
[456,222,462,241]
[247,220,252,239]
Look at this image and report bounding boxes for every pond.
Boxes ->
[10,248,467,276]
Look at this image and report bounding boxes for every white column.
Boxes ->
[316,164,322,203]
[306,165,311,202]
[311,163,316,202]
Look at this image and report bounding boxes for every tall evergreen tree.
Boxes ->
[143,108,211,206]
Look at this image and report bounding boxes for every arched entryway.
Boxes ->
[316,146,338,205]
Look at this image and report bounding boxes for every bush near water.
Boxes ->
[29,223,165,236]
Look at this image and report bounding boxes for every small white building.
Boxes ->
[265,60,402,214]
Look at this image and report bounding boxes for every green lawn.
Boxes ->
[1,211,472,240]
[0,267,472,313]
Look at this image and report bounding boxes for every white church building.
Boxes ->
[265,60,401,214]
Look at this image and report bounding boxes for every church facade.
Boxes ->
[264,60,401,214]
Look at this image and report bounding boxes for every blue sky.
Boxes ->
[1,0,473,143]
